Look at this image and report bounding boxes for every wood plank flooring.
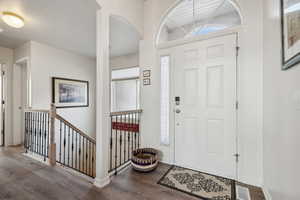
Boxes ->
[0,147,265,200]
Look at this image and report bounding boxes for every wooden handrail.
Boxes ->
[110,109,143,116]
[55,114,96,144]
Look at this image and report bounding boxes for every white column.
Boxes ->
[94,8,111,188]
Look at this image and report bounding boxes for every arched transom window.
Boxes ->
[157,0,241,43]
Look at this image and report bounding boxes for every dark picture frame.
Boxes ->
[281,0,300,70]
[52,77,89,108]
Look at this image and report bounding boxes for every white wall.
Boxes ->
[263,0,300,199]
[0,46,13,146]
[13,41,97,138]
[30,41,96,137]
[110,53,139,69]
[139,0,263,186]
[14,42,31,62]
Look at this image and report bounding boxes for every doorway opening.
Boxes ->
[0,63,6,147]
[14,58,30,146]
[109,15,141,112]
[157,0,242,180]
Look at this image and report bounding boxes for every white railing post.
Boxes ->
[49,103,56,166]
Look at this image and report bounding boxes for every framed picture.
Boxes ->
[52,77,89,108]
[143,70,151,77]
[143,78,151,86]
[281,0,300,70]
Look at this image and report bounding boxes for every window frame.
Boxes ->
[111,67,140,112]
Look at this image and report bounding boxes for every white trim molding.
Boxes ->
[94,176,111,188]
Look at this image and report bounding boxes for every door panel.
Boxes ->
[174,34,237,179]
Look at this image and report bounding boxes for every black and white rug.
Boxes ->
[158,166,236,200]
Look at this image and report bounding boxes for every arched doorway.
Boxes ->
[157,0,242,180]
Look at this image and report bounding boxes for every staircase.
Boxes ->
[24,104,96,178]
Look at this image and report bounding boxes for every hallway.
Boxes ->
[0,147,265,200]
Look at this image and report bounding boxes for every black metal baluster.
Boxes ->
[86,138,88,175]
[83,137,85,173]
[31,112,34,152]
[91,142,94,177]
[127,114,130,162]
[37,112,40,154]
[39,112,42,155]
[131,113,133,160]
[35,112,38,154]
[115,115,118,175]
[64,123,66,165]
[88,140,91,176]
[75,132,78,170]
[138,113,141,148]
[27,112,30,151]
[37,112,40,155]
[68,126,70,167]
[34,112,38,153]
[41,113,44,157]
[79,135,81,171]
[59,121,62,163]
[24,112,27,152]
[124,114,127,164]
[110,116,113,171]
[24,112,26,150]
[28,112,30,151]
[40,113,42,156]
[120,114,123,167]
[134,112,137,150]
[32,112,34,153]
[71,129,74,168]
[43,113,47,161]
[47,112,50,157]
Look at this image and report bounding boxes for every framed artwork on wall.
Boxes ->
[281,0,300,70]
[52,77,89,108]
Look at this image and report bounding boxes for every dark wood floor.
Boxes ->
[0,147,265,200]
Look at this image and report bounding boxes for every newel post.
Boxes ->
[49,103,57,166]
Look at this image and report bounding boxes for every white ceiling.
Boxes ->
[0,0,141,58]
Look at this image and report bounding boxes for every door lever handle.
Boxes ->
[175,109,181,114]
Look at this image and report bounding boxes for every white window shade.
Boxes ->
[160,56,170,145]
[111,67,140,112]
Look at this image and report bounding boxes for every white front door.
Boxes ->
[174,34,237,179]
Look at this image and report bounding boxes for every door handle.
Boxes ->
[175,109,181,114]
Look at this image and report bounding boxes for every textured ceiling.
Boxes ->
[0,0,141,58]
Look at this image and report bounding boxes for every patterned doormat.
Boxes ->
[158,166,236,200]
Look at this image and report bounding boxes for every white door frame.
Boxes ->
[0,63,6,147]
[13,57,31,145]
[158,30,240,180]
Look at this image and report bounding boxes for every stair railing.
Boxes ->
[24,104,96,178]
[109,109,142,175]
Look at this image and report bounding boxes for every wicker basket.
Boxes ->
[131,148,158,172]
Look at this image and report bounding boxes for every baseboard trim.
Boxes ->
[94,176,110,188]
[262,186,272,200]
